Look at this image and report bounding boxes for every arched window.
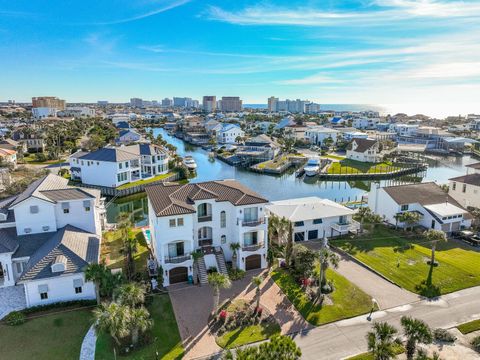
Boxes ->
[220,211,226,228]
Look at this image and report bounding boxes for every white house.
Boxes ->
[305,126,339,145]
[368,182,472,234]
[389,124,419,137]
[145,180,269,286]
[216,124,245,144]
[0,174,104,312]
[342,131,369,142]
[346,138,381,162]
[352,117,380,130]
[266,197,358,241]
[70,144,169,188]
[115,129,143,145]
[448,162,480,209]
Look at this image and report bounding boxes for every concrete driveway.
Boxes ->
[168,269,310,360]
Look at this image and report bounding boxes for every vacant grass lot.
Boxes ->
[0,309,92,360]
[327,159,399,174]
[271,267,372,326]
[95,295,184,360]
[457,319,480,334]
[101,228,149,271]
[332,226,480,296]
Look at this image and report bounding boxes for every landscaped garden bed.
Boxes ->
[211,299,281,349]
[332,226,480,297]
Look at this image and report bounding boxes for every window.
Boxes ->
[294,221,304,227]
[117,172,128,182]
[220,211,226,228]
[313,218,323,224]
[169,219,176,227]
[452,182,456,190]
[125,161,129,168]
[177,218,184,226]
[85,207,91,212]
[30,205,39,214]
[40,292,48,300]
[244,232,258,246]
[119,163,123,169]
[63,208,69,214]
[244,207,258,222]
[38,284,48,300]
[463,184,467,193]
[168,242,184,257]
[75,287,83,294]
[221,235,226,244]
[401,204,409,211]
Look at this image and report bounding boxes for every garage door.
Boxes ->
[245,254,261,271]
[169,267,188,284]
[308,230,318,240]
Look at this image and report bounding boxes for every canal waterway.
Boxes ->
[106,127,478,225]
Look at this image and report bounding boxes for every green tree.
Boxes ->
[285,221,294,267]
[356,207,372,233]
[230,242,241,271]
[84,263,108,305]
[367,322,399,360]
[117,213,137,280]
[251,275,263,309]
[208,272,232,314]
[128,306,153,346]
[93,302,130,346]
[400,316,433,360]
[115,282,146,308]
[292,244,316,279]
[317,246,340,299]
[424,229,447,266]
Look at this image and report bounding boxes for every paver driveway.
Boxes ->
[169,269,311,360]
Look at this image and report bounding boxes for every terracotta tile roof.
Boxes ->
[145,180,268,217]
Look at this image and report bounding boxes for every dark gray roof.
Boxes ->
[124,144,167,156]
[41,188,95,202]
[12,230,54,258]
[79,147,138,162]
[347,138,378,153]
[18,225,100,282]
[383,182,464,208]
[0,227,18,253]
[466,162,480,169]
[70,151,88,159]
[449,174,480,186]
[146,180,268,217]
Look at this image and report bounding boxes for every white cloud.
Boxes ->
[276,73,345,85]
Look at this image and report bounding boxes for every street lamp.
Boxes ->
[367,298,378,321]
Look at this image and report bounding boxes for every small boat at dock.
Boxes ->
[183,156,197,170]
[304,158,320,177]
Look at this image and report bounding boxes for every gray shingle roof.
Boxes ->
[79,147,138,162]
[0,227,18,254]
[450,174,480,186]
[41,188,95,202]
[146,180,268,217]
[347,138,378,153]
[123,144,167,156]
[18,225,100,282]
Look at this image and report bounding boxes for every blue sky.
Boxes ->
[1,0,480,115]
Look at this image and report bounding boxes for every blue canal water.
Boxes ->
[106,127,478,225]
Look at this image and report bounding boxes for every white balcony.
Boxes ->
[331,220,360,233]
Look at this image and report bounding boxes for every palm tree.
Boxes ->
[404,212,421,232]
[317,246,340,299]
[192,251,204,285]
[128,306,153,346]
[285,221,294,267]
[400,316,432,360]
[356,207,372,233]
[93,302,130,346]
[85,263,107,305]
[424,229,447,266]
[117,213,137,280]
[367,322,399,360]
[208,272,232,314]
[251,275,263,309]
[115,283,146,307]
[230,243,241,271]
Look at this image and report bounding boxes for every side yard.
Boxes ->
[332,226,480,296]
[101,228,149,271]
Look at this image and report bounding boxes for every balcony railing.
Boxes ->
[164,254,192,264]
[241,218,265,227]
[198,239,213,247]
[242,242,264,252]
[198,215,212,223]
[331,220,360,233]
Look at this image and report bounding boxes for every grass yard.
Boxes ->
[256,156,290,170]
[216,322,281,349]
[101,228,149,271]
[22,155,67,165]
[332,226,480,297]
[271,267,373,326]
[324,154,346,161]
[117,172,176,190]
[95,295,184,360]
[457,319,480,334]
[346,344,405,360]
[0,309,93,360]
[327,159,399,174]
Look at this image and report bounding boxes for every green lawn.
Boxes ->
[256,156,290,170]
[0,309,93,360]
[22,155,67,165]
[324,154,346,161]
[95,295,184,360]
[458,319,480,334]
[216,322,281,349]
[102,228,149,271]
[117,172,176,190]
[327,159,399,174]
[346,344,405,360]
[332,226,480,296]
[271,267,373,326]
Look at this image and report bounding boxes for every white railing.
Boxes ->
[331,220,360,233]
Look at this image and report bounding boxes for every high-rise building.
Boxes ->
[219,97,242,112]
[203,96,217,112]
[97,100,109,106]
[173,97,195,108]
[31,96,66,119]
[268,97,278,112]
[305,102,321,114]
[130,98,143,107]
[162,98,173,107]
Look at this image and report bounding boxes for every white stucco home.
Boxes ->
[115,129,143,145]
[448,162,480,209]
[0,174,104,312]
[145,180,269,286]
[305,126,339,145]
[346,138,381,162]
[266,197,358,242]
[368,182,472,234]
[70,144,169,188]
[216,124,245,144]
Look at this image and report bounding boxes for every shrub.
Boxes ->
[4,311,26,326]
[471,336,480,353]
[22,299,97,315]
[34,153,47,162]
[434,328,456,343]
[228,268,246,281]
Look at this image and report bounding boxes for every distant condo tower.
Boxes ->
[203,95,217,112]
[219,96,243,112]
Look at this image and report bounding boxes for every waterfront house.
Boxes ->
[368,182,472,234]
[216,123,245,144]
[0,174,104,309]
[448,162,480,209]
[342,131,369,142]
[69,144,169,189]
[145,180,269,286]
[115,129,143,145]
[346,138,381,162]
[236,134,280,165]
[266,197,358,241]
[352,117,381,130]
[305,126,339,145]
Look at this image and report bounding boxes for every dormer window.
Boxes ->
[51,255,67,273]
[30,205,39,214]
